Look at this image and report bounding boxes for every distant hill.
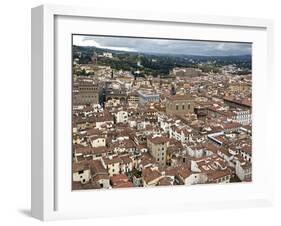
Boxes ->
[72,45,251,75]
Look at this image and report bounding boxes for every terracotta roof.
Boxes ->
[241,145,252,155]
[203,143,219,153]
[110,174,129,186]
[92,174,110,181]
[207,170,231,180]
[177,168,192,179]
[92,147,111,155]
[147,136,169,145]
[142,167,162,184]
[72,162,90,173]
[223,96,252,107]
[120,155,133,164]
[166,94,192,101]
[75,146,93,155]
[113,181,134,188]
[72,181,101,190]
[223,122,241,129]
[103,156,123,165]
[157,177,174,186]
[91,160,107,175]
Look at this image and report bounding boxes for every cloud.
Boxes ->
[73,35,251,56]
[73,35,136,52]
[215,43,226,50]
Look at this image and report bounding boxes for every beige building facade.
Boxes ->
[73,80,99,105]
[147,136,169,166]
[166,94,194,116]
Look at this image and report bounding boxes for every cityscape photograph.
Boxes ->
[72,35,252,190]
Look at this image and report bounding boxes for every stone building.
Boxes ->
[147,135,170,166]
[73,79,99,105]
[165,94,194,116]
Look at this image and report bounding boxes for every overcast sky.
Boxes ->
[73,35,251,56]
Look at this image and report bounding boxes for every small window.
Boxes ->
[78,170,84,174]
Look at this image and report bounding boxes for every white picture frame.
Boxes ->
[31,4,274,221]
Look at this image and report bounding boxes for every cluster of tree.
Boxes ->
[231,70,252,75]
[72,45,252,76]
[198,65,221,73]
[98,57,137,71]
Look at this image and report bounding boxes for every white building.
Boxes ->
[169,125,193,143]
[235,160,252,181]
[190,156,231,184]
[232,110,251,125]
[176,169,207,185]
[128,118,137,128]
[138,90,160,105]
[95,120,114,129]
[158,114,180,134]
[92,174,110,189]
[115,110,128,123]
[105,98,120,107]
[186,146,204,158]
[103,52,113,58]
[72,163,91,184]
[102,156,122,176]
[240,145,252,162]
[217,148,235,166]
[120,155,134,174]
[89,135,106,148]
[91,160,111,188]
